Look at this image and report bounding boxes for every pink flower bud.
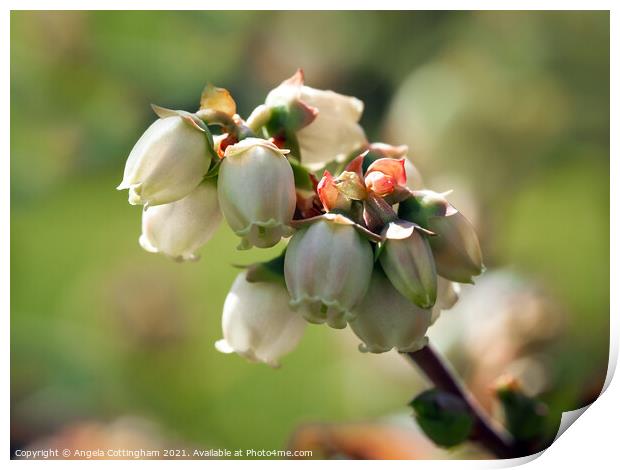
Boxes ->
[364,171,396,197]
[284,218,373,329]
[365,158,407,187]
[317,171,351,212]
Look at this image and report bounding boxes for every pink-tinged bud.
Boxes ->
[364,171,395,197]
[430,277,461,324]
[215,273,306,367]
[217,138,296,249]
[428,211,483,284]
[117,116,210,206]
[139,180,221,261]
[317,171,351,211]
[379,221,437,309]
[366,158,407,186]
[284,218,373,329]
[350,268,432,354]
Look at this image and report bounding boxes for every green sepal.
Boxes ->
[410,388,475,448]
[398,196,430,227]
[373,241,386,262]
[242,251,287,285]
[289,159,314,191]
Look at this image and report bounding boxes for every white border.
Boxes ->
[4,2,616,468]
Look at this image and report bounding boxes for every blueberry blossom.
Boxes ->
[215,272,306,367]
[217,138,296,249]
[139,180,221,261]
[284,215,374,329]
[118,110,211,206]
[349,267,432,353]
[263,70,367,170]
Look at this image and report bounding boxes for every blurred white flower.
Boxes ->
[431,277,461,324]
[215,273,306,367]
[217,138,296,249]
[118,116,210,206]
[139,180,221,261]
[265,70,367,170]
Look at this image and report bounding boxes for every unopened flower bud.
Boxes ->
[428,214,483,284]
[350,268,432,353]
[366,143,423,190]
[399,190,483,284]
[215,273,306,367]
[265,70,367,170]
[118,116,210,206]
[365,171,396,197]
[139,180,221,261]
[379,221,437,309]
[317,171,351,212]
[217,138,296,249]
[284,217,373,329]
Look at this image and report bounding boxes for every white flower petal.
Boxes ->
[216,273,306,367]
[139,181,221,260]
[119,116,210,206]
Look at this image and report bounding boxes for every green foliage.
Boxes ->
[496,387,549,443]
[410,389,474,448]
[244,251,287,285]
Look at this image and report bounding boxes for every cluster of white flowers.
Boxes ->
[118,70,483,367]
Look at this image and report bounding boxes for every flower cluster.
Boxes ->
[118,70,483,367]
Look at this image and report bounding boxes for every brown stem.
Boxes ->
[404,343,518,459]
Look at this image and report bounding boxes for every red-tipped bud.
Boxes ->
[366,158,407,186]
[364,171,396,197]
[317,171,350,212]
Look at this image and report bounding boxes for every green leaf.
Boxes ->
[410,389,474,448]
[496,387,548,442]
[243,251,287,285]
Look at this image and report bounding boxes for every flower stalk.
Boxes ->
[404,343,519,459]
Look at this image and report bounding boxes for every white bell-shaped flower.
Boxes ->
[118,116,210,206]
[284,217,373,329]
[217,138,297,249]
[139,180,221,261]
[350,268,433,354]
[265,71,367,170]
[215,273,306,367]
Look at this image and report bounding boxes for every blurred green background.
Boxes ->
[11,11,609,457]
